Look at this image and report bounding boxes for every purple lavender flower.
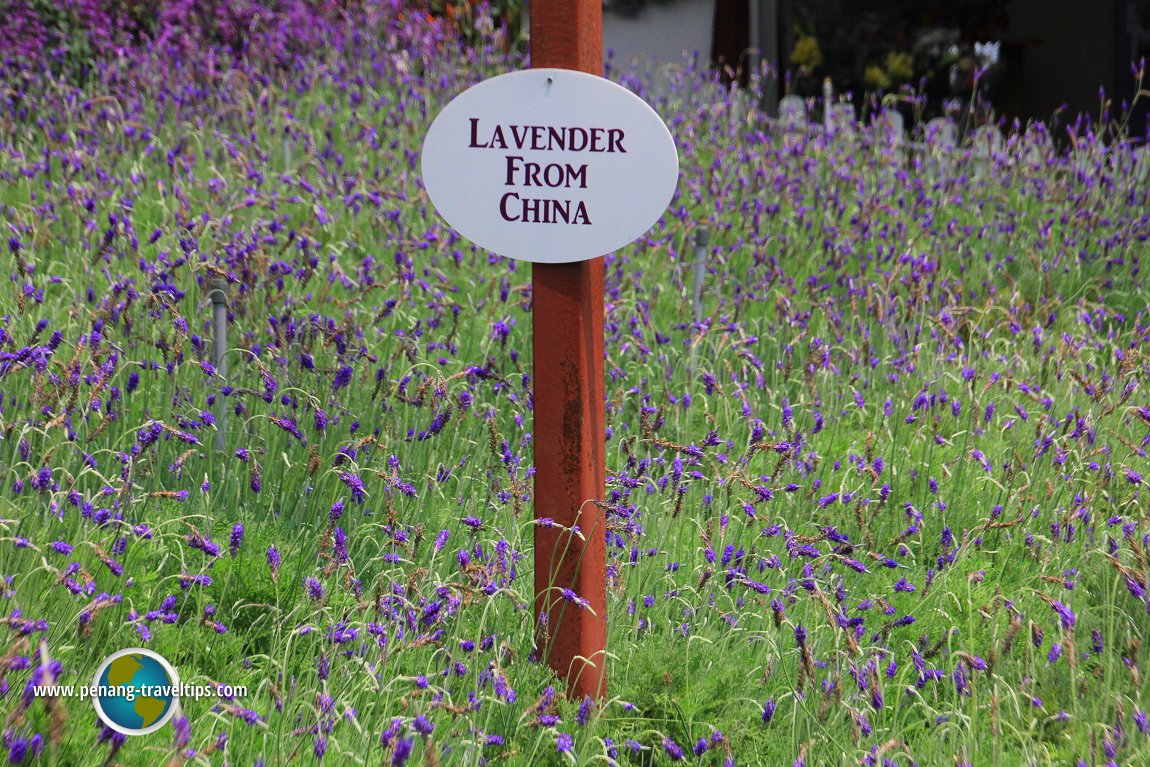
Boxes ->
[392,737,413,766]
[412,714,434,736]
[267,547,281,580]
[662,737,684,761]
[339,471,367,503]
[270,416,304,442]
[1050,600,1077,630]
[576,696,593,726]
[560,588,591,611]
[172,715,191,748]
[229,524,244,557]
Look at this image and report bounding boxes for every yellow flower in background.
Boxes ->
[864,64,890,89]
[791,35,823,69]
[885,51,914,81]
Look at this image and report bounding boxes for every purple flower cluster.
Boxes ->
[0,8,1147,767]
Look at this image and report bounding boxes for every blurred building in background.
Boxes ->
[603,0,1150,137]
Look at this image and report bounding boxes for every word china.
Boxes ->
[421,68,678,264]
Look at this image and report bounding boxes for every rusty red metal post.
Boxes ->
[530,0,607,701]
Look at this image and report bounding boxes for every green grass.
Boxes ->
[1,32,1149,767]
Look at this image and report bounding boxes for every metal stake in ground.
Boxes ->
[209,278,229,451]
[530,0,607,701]
[692,226,710,326]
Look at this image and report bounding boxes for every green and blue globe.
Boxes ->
[92,650,178,735]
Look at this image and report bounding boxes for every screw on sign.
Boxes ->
[420,0,678,700]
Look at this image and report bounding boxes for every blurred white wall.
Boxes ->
[602,0,715,68]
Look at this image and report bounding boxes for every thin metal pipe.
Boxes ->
[692,226,709,326]
[210,278,228,452]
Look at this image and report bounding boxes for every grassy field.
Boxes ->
[1,19,1150,767]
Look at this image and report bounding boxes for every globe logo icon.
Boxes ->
[91,649,180,735]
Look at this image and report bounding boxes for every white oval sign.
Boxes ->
[421,68,679,263]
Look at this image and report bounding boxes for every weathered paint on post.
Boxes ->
[530,0,607,701]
